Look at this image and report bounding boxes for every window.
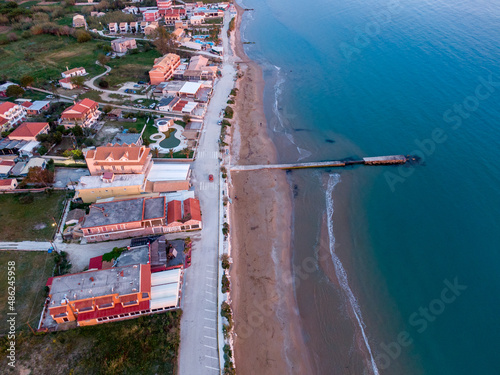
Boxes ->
[121,166,124,171]
[63,317,69,322]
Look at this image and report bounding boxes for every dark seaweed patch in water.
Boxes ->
[325,139,335,143]
[293,128,310,132]
[293,184,299,197]
[406,154,425,166]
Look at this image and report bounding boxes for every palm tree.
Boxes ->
[169,149,174,158]
[182,148,191,159]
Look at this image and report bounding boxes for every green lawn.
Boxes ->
[0,310,182,374]
[106,49,161,86]
[0,34,106,84]
[0,191,67,241]
[0,251,55,334]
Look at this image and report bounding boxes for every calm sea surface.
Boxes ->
[239,0,500,373]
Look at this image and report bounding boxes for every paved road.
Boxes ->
[0,241,52,251]
[83,64,149,101]
[177,11,237,375]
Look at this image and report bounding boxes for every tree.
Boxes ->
[169,149,174,159]
[98,79,109,88]
[182,114,191,124]
[70,75,85,87]
[75,30,92,43]
[102,105,113,114]
[71,125,84,137]
[143,138,150,147]
[21,166,54,187]
[152,26,174,55]
[182,147,191,159]
[5,85,24,98]
[19,75,34,88]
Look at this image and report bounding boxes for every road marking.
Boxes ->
[204,336,216,340]
[205,290,214,295]
[206,283,216,288]
[204,326,215,330]
[205,355,218,360]
[204,317,216,321]
[204,309,216,313]
[205,365,219,371]
[204,345,216,349]
[206,270,216,274]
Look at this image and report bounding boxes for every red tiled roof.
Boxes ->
[46,276,54,287]
[0,101,17,114]
[0,179,16,186]
[74,299,94,310]
[120,294,139,303]
[88,255,103,270]
[21,101,32,108]
[167,200,182,224]
[8,122,48,139]
[140,263,151,293]
[0,160,15,166]
[183,198,201,221]
[0,118,8,126]
[59,77,72,83]
[95,296,113,305]
[60,99,98,119]
[49,306,67,316]
[88,144,148,162]
[77,300,149,322]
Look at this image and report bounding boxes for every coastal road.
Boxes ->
[177,11,237,375]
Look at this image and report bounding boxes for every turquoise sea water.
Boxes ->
[239,0,500,373]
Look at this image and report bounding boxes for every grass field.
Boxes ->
[0,191,67,241]
[0,34,106,84]
[0,310,182,374]
[0,251,55,334]
[106,49,161,87]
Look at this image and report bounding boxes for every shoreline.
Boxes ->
[229,3,313,374]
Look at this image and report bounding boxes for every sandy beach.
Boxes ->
[229,4,313,374]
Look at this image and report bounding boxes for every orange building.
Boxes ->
[85,144,153,176]
[47,264,152,326]
[166,198,202,232]
[149,53,181,85]
[8,122,50,141]
[59,98,101,129]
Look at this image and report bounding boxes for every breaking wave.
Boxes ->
[326,174,380,375]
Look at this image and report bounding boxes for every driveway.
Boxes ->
[53,167,90,188]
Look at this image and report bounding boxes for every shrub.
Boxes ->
[98,79,109,88]
[221,273,230,293]
[221,254,230,270]
[76,30,92,43]
[223,106,233,119]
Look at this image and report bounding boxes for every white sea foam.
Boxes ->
[326,174,380,375]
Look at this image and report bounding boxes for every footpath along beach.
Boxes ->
[228,4,313,374]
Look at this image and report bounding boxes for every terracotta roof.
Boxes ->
[0,118,8,126]
[140,263,151,293]
[167,200,182,223]
[77,300,149,322]
[184,198,201,221]
[95,295,113,305]
[61,99,98,119]
[8,122,48,139]
[0,179,16,186]
[0,160,15,166]
[120,294,139,303]
[0,101,17,114]
[90,144,149,163]
[59,77,72,83]
[21,101,32,108]
[49,306,67,316]
[63,67,85,75]
[74,299,94,310]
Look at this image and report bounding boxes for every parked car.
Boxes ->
[149,103,156,109]
[208,174,214,182]
[137,81,146,84]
